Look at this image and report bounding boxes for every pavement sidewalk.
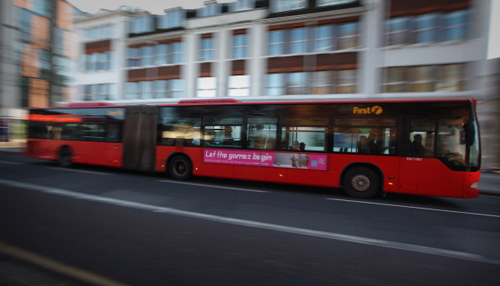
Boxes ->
[0,140,498,196]
[0,140,25,152]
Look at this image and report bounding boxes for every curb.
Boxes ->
[479,190,500,197]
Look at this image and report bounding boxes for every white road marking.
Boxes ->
[0,178,499,266]
[157,180,269,193]
[47,167,111,176]
[0,241,127,286]
[0,160,24,165]
[325,197,500,219]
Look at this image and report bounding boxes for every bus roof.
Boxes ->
[29,98,476,110]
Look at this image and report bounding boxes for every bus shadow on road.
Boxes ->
[28,158,464,210]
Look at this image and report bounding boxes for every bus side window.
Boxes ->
[203,125,242,148]
[247,118,277,150]
[160,118,201,146]
[409,118,435,157]
[334,126,397,155]
[281,126,326,152]
[437,117,467,166]
[203,117,243,148]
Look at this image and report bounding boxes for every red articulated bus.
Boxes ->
[25,98,481,199]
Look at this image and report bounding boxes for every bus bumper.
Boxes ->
[463,171,481,198]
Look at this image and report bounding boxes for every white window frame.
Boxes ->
[197,77,217,97]
[272,0,307,13]
[228,75,250,97]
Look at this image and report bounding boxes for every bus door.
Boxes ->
[122,105,158,172]
[398,117,466,196]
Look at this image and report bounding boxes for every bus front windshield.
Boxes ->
[436,112,480,172]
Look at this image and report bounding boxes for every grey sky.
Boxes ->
[68,0,233,14]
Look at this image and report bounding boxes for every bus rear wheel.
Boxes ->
[168,155,192,180]
[342,167,380,199]
[59,147,73,168]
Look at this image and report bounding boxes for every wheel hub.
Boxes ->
[351,174,371,192]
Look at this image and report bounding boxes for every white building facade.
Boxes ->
[73,0,500,169]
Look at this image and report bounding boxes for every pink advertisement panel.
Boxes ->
[203,149,327,171]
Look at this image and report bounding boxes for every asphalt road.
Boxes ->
[1,152,499,285]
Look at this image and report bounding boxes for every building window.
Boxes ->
[81,84,115,101]
[311,71,334,94]
[409,66,435,92]
[272,0,307,13]
[197,77,217,97]
[169,79,184,98]
[83,25,114,41]
[40,50,50,71]
[268,22,359,55]
[317,0,356,7]
[139,81,154,99]
[158,10,184,29]
[127,42,183,68]
[268,30,285,55]
[338,22,359,49]
[33,0,50,17]
[228,75,250,96]
[140,45,155,66]
[131,16,154,34]
[313,25,335,52]
[82,51,113,72]
[171,42,184,64]
[265,70,357,95]
[201,3,221,17]
[287,72,308,94]
[126,80,183,99]
[385,18,410,46]
[383,67,407,92]
[232,34,248,59]
[290,27,308,54]
[200,37,215,61]
[54,28,64,55]
[157,44,168,65]
[125,82,138,99]
[385,10,471,46]
[336,69,357,93]
[436,64,466,91]
[231,0,254,11]
[441,10,470,42]
[265,74,285,96]
[127,48,140,67]
[413,14,438,44]
[155,80,168,98]
[383,64,467,92]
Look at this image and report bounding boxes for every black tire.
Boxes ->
[342,166,380,198]
[59,147,73,168]
[168,155,192,180]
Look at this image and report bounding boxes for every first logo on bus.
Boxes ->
[353,105,383,115]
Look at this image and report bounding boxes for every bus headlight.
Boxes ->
[470,182,478,189]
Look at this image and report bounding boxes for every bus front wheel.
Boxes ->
[58,147,73,168]
[168,155,192,180]
[342,167,380,199]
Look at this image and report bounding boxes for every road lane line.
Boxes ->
[0,241,127,286]
[0,160,24,165]
[47,167,111,176]
[325,197,500,219]
[0,178,498,266]
[157,180,269,193]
